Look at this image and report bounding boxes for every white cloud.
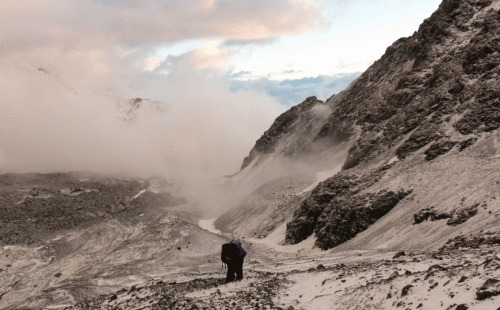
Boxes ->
[0,0,340,179]
[144,57,162,70]
[0,37,285,180]
[0,0,324,56]
[190,41,229,69]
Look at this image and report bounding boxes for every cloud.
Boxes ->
[231,71,253,79]
[0,43,285,181]
[144,57,162,70]
[282,69,302,74]
[279,76,325,88]
[189,41,229,69]
[222,37,278,47]
[0,0,325,183]
[0,0,324,56]
[229,73,361,106]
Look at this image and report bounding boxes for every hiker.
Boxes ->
[221,239,247,283]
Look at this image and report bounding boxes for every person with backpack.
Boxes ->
[221,239,247,283]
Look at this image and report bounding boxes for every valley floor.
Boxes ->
[3,173,500,310]
[63,239,500,310]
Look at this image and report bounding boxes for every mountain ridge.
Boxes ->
[220,0,500,253]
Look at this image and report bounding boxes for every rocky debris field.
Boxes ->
[0,172,207,309]
[0,173,185,245]
[440,231,500,250]
[55,240,500,310]
[66,269,283,310]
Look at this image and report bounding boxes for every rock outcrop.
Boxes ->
[285,168,411,248]
[439,230,500,250]
[413,204,479,226]
[115,97,166,122]
[414,207,453,224]
[313,189,412,250]
[477,278,500,300]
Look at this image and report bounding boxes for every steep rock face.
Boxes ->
[313,189,412,250]
[311,0,499,169]
[285,169,390,245]
[282,0,500,250]
[241,96,333,169]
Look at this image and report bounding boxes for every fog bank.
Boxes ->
[0,57,284,181]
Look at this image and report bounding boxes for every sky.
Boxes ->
[0,0,442,180]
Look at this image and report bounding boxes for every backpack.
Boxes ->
[230,239,247,258]
[221,243,238,264]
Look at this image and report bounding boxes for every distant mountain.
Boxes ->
[218,0,500,252]
[36,66,167,123]
[115,97,167,122]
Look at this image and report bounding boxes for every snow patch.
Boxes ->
[43,305,73,309]
[199,218,223,235]
[51,234,67,241]
[60,188,98,196]
[97,275,144,287]
[388,156,399,164]
[489,0,500,10]
[250,222,320,254]
[133,189,147,200]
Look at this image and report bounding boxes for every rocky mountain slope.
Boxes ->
[240,96,336,170]
[217,0,500,254]
[285,0,500,251]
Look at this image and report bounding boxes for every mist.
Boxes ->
[0,55,284,181]
[0,0,328,181]
[0,0,331,216]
